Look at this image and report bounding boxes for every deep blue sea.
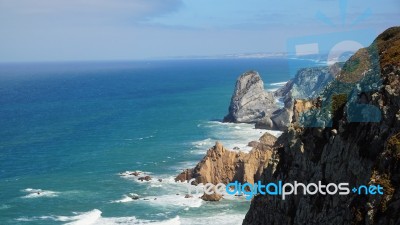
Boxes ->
[0,58,319,225]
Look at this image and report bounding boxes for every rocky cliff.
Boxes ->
[223,71,277,123]
[256,63,342,130]
[243,27,400,225]
[175,132,277,185]
[223,65,338,130]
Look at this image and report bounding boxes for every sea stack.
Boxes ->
[175,132,277,185]
[223,71,277,123]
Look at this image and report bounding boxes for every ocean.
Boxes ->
[0,58,320,225]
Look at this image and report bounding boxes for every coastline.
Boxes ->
[0,58,319,225]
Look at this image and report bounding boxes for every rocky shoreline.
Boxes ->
[243,26,400,225]
[174,56,336,201]
[175,132,277,184]
[175,47,341,201]
[175,26,400,224]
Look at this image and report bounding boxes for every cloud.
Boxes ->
[0,0,183,24]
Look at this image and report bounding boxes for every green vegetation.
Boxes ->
[375,26,400,68]
[331,94,348,115]
[340,48,372,83]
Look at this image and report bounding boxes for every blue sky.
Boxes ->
[0,0,399,62]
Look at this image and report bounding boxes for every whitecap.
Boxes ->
[21,188,59,199]
[180,213,244,225]
[269,81,288,86]
[189,121,282,154]
[142,193,203,208]
[191,138,213,149]
[16,209,182,225]
[110,195,136,203]
[136,135,155,141]
[96,215,181,225]
[267,88,279,92]
[64,209,102,225]
[0,204,10,210]
[119,170,151,178]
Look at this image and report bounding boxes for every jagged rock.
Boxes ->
[256,106,292,130]
[258,132,277,148]
[130,171,141,176]
[257,65,342,130]
[248,141,259,147]
[290,66,337,99]
[138,176,152,182]
[175,133,277,185]
[243,26,400,225]
[201,193,223,201]
[127,193,139,200]
[184,194,193,198]
[274,79,293,98]
[175,169,193,182]
[223,71,277,123]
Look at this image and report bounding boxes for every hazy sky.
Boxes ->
[0,0,399,62]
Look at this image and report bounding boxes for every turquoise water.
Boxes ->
[0,59,318,224]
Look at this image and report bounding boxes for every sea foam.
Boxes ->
[190,121,282,154]
[21,188,59,199]
[17,209,182,225]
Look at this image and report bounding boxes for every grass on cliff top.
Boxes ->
[337,26,400,83]
[375,26,400,68]
[339,48,372,83]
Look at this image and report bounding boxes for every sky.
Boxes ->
[0,0,399,62]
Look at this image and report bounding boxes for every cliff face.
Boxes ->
[243,27,400,225]
[224,66,338,129]
[256,64,342,130]
[223,71,277,123]
[175,132,277,185]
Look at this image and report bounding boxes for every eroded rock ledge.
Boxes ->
[175,132,277,185]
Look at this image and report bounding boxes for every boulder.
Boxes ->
[130,171,141,176]
[127,193,139,200]
[138,176,152,182]
[247,141,259,148]
[201,193,223,201]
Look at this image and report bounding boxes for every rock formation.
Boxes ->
[256,64,342,130]
[175,132,277,185]
[223,71,277,123]
[201,192,223,201]
[138,176,152,182]
[243,26,400,225]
